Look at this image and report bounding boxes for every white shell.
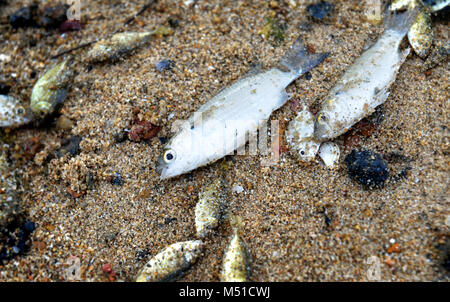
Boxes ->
[318,142,340,168]
[286,110,321,161]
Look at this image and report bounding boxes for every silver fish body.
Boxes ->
[158,36,328,179]
[314,9,418,141]
[136,240,204,282]
[0,95,34,128]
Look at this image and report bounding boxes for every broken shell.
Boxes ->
[318,142,340,168]
[30,58,72,118]
[0,95,34,128]
[422,0,450,12]
[136,240,204,282]
[286,110,321,161]
[195,178,227,238]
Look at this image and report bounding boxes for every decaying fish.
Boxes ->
[391,0,433,58]
[195,178,227,238]
[286,109,321,162]
[318,141,340,168]
[221,216,250,282]
[157,35,328,179]
[87,27,173,63]
[30,58,72,118]
[0,95,34,128]
[422,0,450,12]
[136,240,204,282]
[314,9,418,141]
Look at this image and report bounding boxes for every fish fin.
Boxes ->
[278,35,329,78]
[383,5,420,37]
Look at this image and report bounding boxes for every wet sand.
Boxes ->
[0,0,448,281]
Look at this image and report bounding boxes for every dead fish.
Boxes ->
[391,0,433,58]
[87,27,173,63]
[136,240,204,282]
[221,216,250,282]
[318,141,340,168]
[286,109,321,162]
[30,58,72,118]
[314,8,418,141]
[0,95,34,128]
[157,35,328,179]
[195,178,227,238]
[422,0,450,12]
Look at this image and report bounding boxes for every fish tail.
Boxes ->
[279,35,329,77]
[383,5,420,37]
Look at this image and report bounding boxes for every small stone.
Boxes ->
[344,150,389,188]
[307,1,334,20]
[155,60,175,72]
[0,83,11,94]
[387,243,401,253]
[128,119,161,142]
[113,131,127,143]
[56,115,74,130]
[22,221,35,233]
[56,136,82,158]
[37,4,69,29]
[232,185,244,194]
[9,5,37,29]
[59,19,82,33]
[110,173,123,186]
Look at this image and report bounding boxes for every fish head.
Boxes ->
[314,112,333,141]
[157,132,202,179]
[0,95,34,128]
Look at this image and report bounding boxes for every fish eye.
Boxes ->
[16,106,25,116]
[318,113,327,124]
[163,149,176,163]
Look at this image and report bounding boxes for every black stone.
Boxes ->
[38,4,69,29]
[56,136,82,158]
[0,83,11,94]
[9,5,37,29]
[344,149,389,188]
[111,173,123,186]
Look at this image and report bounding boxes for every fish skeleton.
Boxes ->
[157,35,328,179]
[314,8,419,141]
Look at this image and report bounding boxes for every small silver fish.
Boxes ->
[157,36,328,179]
[195,178,227,238]
[221,216,250,282]
[30,58,72,118]
[422,0,450,12]
[135,240,204,282]
[87,27,173,63]
[314,8,418,141]
[0,95,34,128]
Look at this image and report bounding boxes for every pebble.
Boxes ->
[38,4,68,29]
[306,1,334,20]
[56,136,82,158]
[59,19,83,33]
[155,60,175,72]
[0,83,11,95]
[344,150,389,188]
[9,5,37,29]
[232,185,244,194]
